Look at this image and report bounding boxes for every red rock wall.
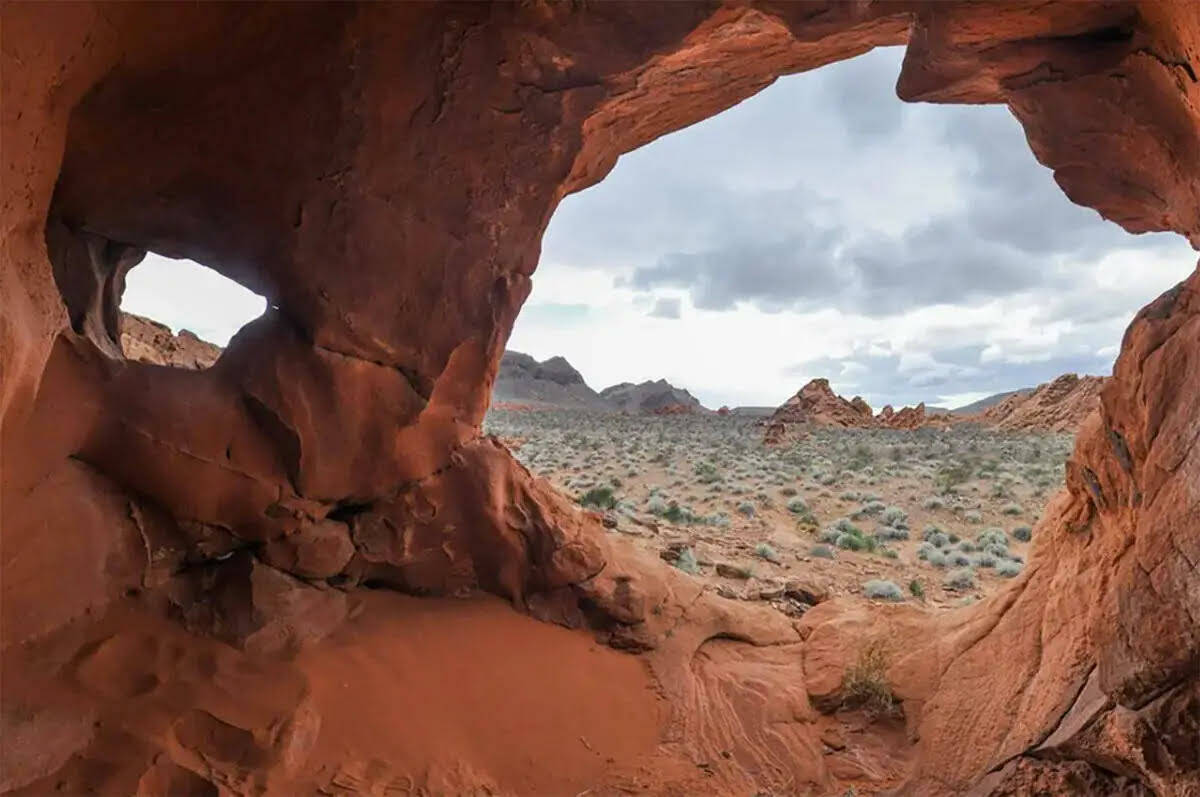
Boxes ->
[2,2,1198,794]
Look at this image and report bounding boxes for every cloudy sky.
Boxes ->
[126,46,1195,410]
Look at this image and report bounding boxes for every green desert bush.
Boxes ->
[810,544,836,559]
[875,525,910,541]
[579,486,617,510]
[673,547,699,575]
[786,497,810,515]
[923,529,950,548]
[863,579,904,601]
[977,528,1009,549]
[1012,525,1033,542]
[1001,503,1023,516]
[943,567,976,591]
[755,542,780,563]
[996,559,1023,578]
[908,579,925,599]
[881,506,909,527]
[835,518,862,535]
[836,532,868,552]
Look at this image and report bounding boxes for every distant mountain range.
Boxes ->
[599,379,704,413]
[493,351,707,413]
[492,351,611,409]
[949,388,1035,415]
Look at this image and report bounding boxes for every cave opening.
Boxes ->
[117,252,267,369]
[486,45,1197,613]
[510,46,1195,415]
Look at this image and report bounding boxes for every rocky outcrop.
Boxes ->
[977,373,1107,432]
[3,2,1199,795]
[764,378,874,442]
[881,402,933,430]
[119,312,222,370]
[492,350,609,409]
[765,379,933,440]
[600,378,706,414]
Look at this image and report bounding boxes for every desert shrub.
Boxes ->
[736,501,755,517]
[835,518,862,535]
[922,496,946,510]
[755,543,780,563]
[836,532,867,552]
[951,552,972,567]
[943,567,976,591]
[983,542,1009,559]
[927,550,948,568]
[880,547,899,560]
[1001,503,1023,516]
[786,498,809,515]
[996,559,1023,578]
[673,547,699,575]
[810,544,836,559]
[908,579,925,599]
[881,506,909,528]
[858,500,886,517]
[875,525,910,541]
[957,540,977,553]
[579,486,617,510]
[923,530,950,548]
[964,510,983,524]
[863,579,904,601]
[840,490,861,501]
[780,486,798,497]
[818,528,840,544]
[973,553,997,568]
[660,503,688,524]
[841,639,899,717]
[1012,525,1033,542]
[947,532,960,543]
[977,528,1008,549]
[848,443,874,471]
[692,461,720,483]
[936,461,973,493]
[647,495,668,514]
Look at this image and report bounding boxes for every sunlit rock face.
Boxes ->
[2,2,1197,794]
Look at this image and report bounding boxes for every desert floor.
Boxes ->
[485,408,1073,614]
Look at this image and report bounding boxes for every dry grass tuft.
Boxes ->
[841,638,900,719]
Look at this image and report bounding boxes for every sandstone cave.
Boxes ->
[1,3,1197,795]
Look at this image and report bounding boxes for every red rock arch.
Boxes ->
[2,3,1196,793]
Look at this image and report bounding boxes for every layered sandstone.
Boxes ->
[119,312,222,370]
[977,373,1106,432]
[3,2,1199,795]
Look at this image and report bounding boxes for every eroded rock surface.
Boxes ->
[119,312,222,370]
[3,2,1199,794]
[977,373,1107,432]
